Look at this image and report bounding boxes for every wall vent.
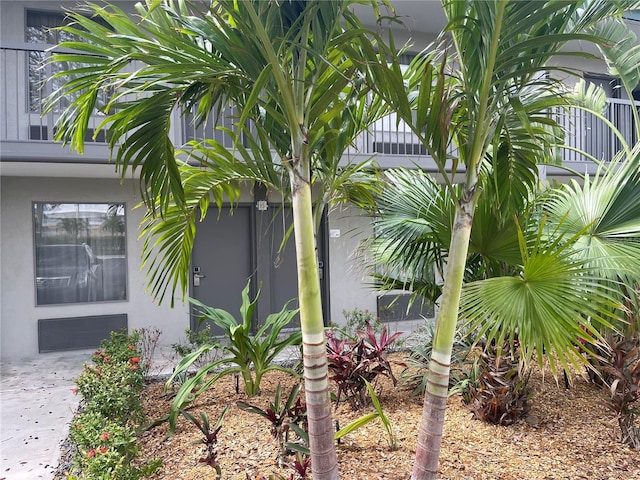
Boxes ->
[377,293,434,323]
[38,314,128,353]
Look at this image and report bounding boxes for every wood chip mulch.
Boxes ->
[136,354,640,480]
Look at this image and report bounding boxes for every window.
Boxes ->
[25,9,111,114]
[33,203,127,306]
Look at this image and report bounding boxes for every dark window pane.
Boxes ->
[33,203,127,306]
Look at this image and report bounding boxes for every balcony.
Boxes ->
[2,46,639,171]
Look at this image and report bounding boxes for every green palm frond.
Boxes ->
[543,149,640,282]
[367,168,452,295]
[460,219,620,374]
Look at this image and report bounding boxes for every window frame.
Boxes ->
[32,201,129,307]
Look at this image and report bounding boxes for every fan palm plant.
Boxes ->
[44,1,393,477]
[364,1,640,478]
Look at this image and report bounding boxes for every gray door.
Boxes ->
[190,206,253,335]
[190,203,328,334]
[254,206,300,329]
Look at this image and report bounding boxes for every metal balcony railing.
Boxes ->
[2,46,639,164]
[0,46,111,145]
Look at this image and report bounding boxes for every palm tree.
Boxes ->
[364,1,640,478]
[45,1,391,477]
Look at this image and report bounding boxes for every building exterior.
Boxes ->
[2,1,638,359]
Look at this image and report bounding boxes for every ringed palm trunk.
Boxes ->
[412,198,476,480]
[290,166,339,479]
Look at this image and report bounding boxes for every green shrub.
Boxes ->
[69,412,136,455]
[166,280,301,433]
[75,359,145,421]
[68,331,161,479]
[332,308,383,341]
[171,325,221,369]
[91,330,142,365]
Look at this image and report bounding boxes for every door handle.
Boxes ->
[193,273,206,287]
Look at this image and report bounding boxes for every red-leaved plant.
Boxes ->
[326,322,403,409]
[237,383,307,463]
[247,453,310,480]
[600,334,640,450]
[180,405,230,479]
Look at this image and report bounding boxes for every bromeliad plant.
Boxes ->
[237,383,307,462]
[326,322,403,409]
[166,281,301,433]
[180,405,231,479]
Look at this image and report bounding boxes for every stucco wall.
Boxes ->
[0,175,189,359]
[0,175,383,358]
[327,206,378,325]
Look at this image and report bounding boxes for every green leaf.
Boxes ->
[334,413,378,440]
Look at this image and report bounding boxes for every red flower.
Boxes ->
[128,345,135,350]
[99,446,108,454]
[129,364,139,371]
[103,355,111,361]
[100,432,109,441]
[71,386,78,395]
[129,357,141,363]
[86,449,96,458]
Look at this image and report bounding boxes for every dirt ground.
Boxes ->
[136,354,640,480]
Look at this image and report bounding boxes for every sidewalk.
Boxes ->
[0,351,90,480]
[0,345,181,480]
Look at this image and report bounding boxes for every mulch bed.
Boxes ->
[135,354,639,479]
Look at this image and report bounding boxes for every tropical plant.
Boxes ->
[326,322,402,409]
[180,405,231,479]
[364,2,640,478]
[331,308,383,342]
[335,379,397,449]
[596,333,640,450]
[46,2,391,476]
[462,339,532,426]
[237,382,307,463]
[166,281,301,432]
[400,322,472,397]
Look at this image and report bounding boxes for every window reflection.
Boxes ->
[33,203,127,305]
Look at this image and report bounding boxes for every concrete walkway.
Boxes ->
[0,350,90,480]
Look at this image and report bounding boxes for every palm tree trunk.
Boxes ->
[290,172,339,479]
[412,200,475,480]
